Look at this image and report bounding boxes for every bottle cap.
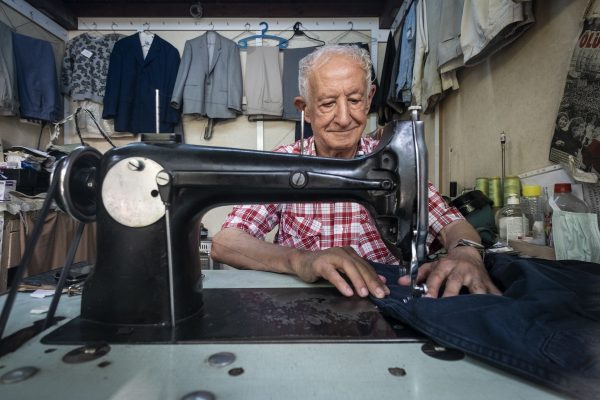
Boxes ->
[554,183,572,193]
[506,195,520,205]
[522,185,541,197]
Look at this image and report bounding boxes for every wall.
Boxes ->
[435,0,591,195]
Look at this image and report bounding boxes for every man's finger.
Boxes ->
[319,266,354,297]
[466,282,488,295]
[398,262,433,285]
[422,262,449,298]
[440,274,465,298]
[341,247,389,297]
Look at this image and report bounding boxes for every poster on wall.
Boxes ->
[549,18,600,174]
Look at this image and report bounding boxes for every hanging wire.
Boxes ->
[50,108,116,149]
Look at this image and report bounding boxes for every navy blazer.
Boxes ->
[103,34,180,133]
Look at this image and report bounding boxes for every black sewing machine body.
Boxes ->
[39,119,428,343]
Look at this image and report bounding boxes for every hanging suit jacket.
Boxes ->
[103,33,181,133]
[170,32,242,119]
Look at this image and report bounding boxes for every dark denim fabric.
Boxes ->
[370,254,600,399]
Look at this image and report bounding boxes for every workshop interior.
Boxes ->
[0,0,600,399]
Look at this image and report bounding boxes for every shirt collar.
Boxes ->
[305,136,371,158]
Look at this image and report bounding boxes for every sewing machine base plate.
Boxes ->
[42,288,423,344]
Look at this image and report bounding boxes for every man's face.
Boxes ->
[298,54,375,159]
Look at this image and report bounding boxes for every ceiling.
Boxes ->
[26,0,405,31]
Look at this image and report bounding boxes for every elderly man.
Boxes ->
[211,45,500,299]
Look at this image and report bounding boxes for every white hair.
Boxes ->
[298,45,373,102]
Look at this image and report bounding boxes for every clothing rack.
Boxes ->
[78,17,384,37]
[74,17,387,151]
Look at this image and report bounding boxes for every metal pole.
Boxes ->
[155,89,160,133]
[300,110,305,156]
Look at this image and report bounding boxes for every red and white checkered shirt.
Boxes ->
[222,136,464,264]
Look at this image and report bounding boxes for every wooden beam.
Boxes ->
[64,1,383,19]
[25,0,77,30]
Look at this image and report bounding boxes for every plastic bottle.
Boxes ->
[546,183,589,246]
[553,183,589,212]
[496,195,528,243]
[521,185,545,245]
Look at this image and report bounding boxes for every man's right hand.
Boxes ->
[291,246,390,299]
[212,229,389,299]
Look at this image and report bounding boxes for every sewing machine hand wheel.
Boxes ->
[54,146,102,223]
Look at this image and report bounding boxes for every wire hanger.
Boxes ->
[330,21,374,45]
[138,21,155,35]
[238,21,289,49]
[84,21,105,37]
[280,22,325,47]
[231,22,252,41]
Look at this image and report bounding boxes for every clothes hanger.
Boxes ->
[84,22,105,37]
[330,21,374,45]
[138,22,155,37]
[280,22,325,48]
[231,23,252,41]
[238,21,289,49]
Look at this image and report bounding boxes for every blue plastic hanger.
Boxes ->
[237,21,289,49]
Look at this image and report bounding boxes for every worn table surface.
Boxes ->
[0,270,566,400]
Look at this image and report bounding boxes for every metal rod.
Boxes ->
[409,105,428,298]
[44,222,86,330]
[300,110,305,156]
[500,132,506,189]
[164,207,177,331]
[155,89,160,134]
[0,167,60,339]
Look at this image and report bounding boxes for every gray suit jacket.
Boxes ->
[170,32,242,118]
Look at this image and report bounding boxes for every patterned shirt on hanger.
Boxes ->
[61,33,124,103]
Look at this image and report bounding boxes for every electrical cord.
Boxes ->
[80,108,116,148]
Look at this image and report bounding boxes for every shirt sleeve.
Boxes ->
[427,181,464,245]
[221,203,281,241]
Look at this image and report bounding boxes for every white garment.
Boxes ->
[438,0,464,91]
[461,0,534,66]
[411,0,428,108]
[139,32,154,58]
[75,100,132,138]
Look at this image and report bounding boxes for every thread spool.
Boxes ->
[475,177,489,197]
[489,176,502,208]
[503,176,521,206]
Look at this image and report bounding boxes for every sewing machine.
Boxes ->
[42,114,428,343]
[0,115,563,399]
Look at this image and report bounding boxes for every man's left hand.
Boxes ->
[398,246,501,298]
